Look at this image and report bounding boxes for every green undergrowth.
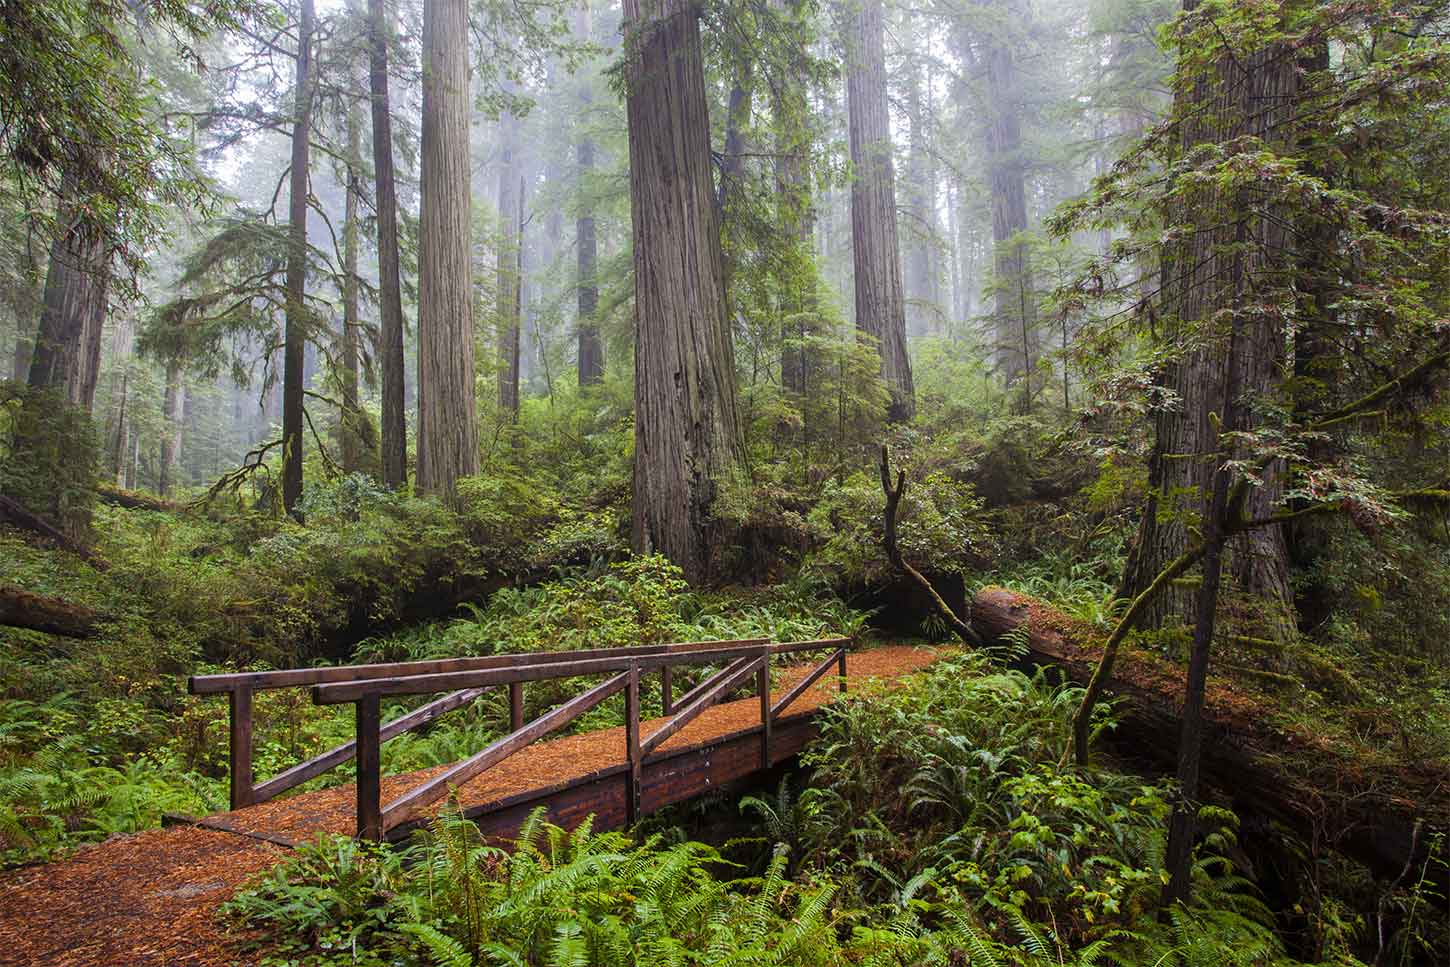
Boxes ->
[0,545,863,866]
[227,654,1375,967]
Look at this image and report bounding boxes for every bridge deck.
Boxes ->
[0,644,939,967]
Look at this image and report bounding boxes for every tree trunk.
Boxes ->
[625,0,744,584]
[369,0,408,489]
[978,6,1035,398]
[0,585,104,638]
[107,312,133,484]
[159,362,184,497]
[904,49,937,338]
[844,0,914,423]
[1121,0,1296,634]
[496,106,521,422]
[575,0,603,387]
[416,0,479,500]
[28,181,109,412]
[340,86,364,475]
[281,0,315,515]
[773,0,815,400]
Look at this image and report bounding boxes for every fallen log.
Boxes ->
[96,484,178,513]
[0,585,105,638]
[970,586,1445,886]
[0,494,110,571]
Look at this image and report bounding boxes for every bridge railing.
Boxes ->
[189,637,849,839]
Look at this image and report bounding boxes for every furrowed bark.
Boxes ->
[625,0,744,584]
[369,0,408,489]
[844,0,914,423]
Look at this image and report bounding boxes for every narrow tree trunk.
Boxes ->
[28,180,109,411]
[416,0,479,499]
[281,0,315,514]
[625,0,744,584]
[369,0,408,489]
[108,313,133,483]
[773,0,814,399]
[159,362,184,497]
[719,71,753,212]
[340,87,364,475]
[979,7,1034,397]
[904,49,934,338]
[844,0,914,423]
[575,0,603,386]
[496,106,521,422]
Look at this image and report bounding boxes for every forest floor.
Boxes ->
[0,644,941,967]
[976,588,1450,875]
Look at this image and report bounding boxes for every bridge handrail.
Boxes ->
[191,636,851,837]
[187,637,770,694]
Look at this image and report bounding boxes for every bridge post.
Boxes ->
[624,663,641,825]
[356,695,382,840]
[229,685,254,810]
[509,682,524,732]
[838,649,847,693]
[758,653,771,768]
[660,664,672,715]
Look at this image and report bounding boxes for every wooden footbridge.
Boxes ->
[188,637,886,844]
[0,640,938,966]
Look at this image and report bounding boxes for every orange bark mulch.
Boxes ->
[0,827,280,967]
[0,644,943,967]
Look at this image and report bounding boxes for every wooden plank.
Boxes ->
[356,695,382,841]
[190,638,768,694]
[251,687,487,804]
[380,670,631,830]
[313,643,771,705]
[625,665,641,825]
[838,649,848,693]
[770,649,845,719]
[640,656,764,757]
[660,664,673,715]
[229,686,254,810]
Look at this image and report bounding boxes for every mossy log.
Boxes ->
[0,585,105,638]
[95,484,178,513]
[970,587,1443,888]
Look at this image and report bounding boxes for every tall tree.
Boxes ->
[281,0,317,515]
[903,47,940,338]
[339,83,366,475]
[575,0,603,386]
[368,0,408,488]
[158,362,185,496]
[416,0,480,498]
[844,0,914,423]
[1119,0,1296,634]
[624,0,745,583]
[773,0,816,399]
[496,105,522,421]
[960,0,1036,396]
[27,195,109,412]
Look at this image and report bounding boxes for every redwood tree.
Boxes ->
[28,182,109,412]
[575,0,603,386]
[624,0,744,583]
[844,0,914,423]
[368,0,408,489]
[416,0,479,499]
[281,0,316,515]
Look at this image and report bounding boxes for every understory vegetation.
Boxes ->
[224,656,1425,966]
